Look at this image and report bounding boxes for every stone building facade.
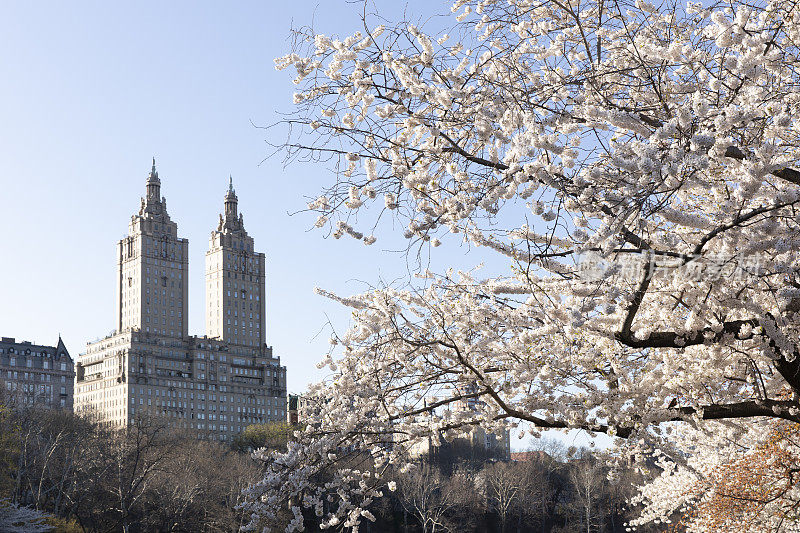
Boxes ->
[205,180,266,347]
[0,336,74,409]
[116,161,189,338]
[74,161,286,441]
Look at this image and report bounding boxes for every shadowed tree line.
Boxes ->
[386,444,661,533]
[279,439,663,533]
[0,395,659,533]
[0,396,274,533]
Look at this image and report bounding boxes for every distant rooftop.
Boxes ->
[0,336,72,360]
[510,450,551,462]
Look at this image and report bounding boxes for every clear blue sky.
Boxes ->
[0,0,459,392]
[0,1,608,450]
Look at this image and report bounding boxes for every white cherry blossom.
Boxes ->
[245,0,800,530]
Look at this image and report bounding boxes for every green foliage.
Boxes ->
[45,515,81,533]
[232,422,291,453]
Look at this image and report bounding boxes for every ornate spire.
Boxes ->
[147,157,160,183]
[224,175,238,221]
[145,157,162,206]
[226,175,237,200]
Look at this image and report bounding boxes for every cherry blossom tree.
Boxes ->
[242,0,800,530]
[630,419,800,531]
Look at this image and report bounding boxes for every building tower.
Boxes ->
[116,159,189,338]
[77,160,286,435]
[205,178,266,346]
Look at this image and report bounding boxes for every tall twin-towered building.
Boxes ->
[75,160,286,440]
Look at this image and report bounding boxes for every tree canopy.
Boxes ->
[242,0,800,530]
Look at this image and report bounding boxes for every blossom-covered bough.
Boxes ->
[243,0,800,530]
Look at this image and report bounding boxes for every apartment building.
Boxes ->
[74,161,287,440]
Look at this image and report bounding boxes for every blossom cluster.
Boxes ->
[251,0,800,530]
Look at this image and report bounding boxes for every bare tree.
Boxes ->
[482,462,528,533]
[0,397,265,533]
[395,463,478,533]
[524,440,568,533]
[568,453,605,533]
[91,415,174,533]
